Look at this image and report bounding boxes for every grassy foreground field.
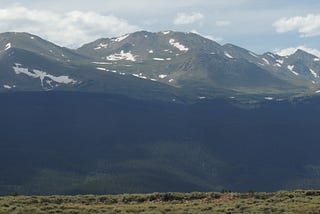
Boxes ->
[1,190,320,213]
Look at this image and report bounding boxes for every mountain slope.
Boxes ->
[1,31,320,100]
[0,32,188,101]
[0,32,87,63]
[2,31,320,195]
[76,31,320,98]
[1,92,320,194]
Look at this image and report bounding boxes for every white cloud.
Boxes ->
[216,20,230,27]
[275,46,320,58]
[0,6,139,47]
[273,14,320,37]
[174,12,204,25]
[190,30,223,42]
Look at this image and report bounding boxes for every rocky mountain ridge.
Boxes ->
[1,31,320,101]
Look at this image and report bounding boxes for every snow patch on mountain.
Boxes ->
[315,58,320,62]
[5,43,11,51]
[264,97,274,100]
[224,52,233,59]
[276,59,284,64]
[287,65,299,76]
[112,34,129,42]
[94,43,108,50]
[13,63,77,88]
[96,67,110,72]
[262,58,270,65]
[169,39,189,52]
[162,31,170,35]
[274,63,282,67]
[3,84,15,89]
[310,69,319,78]
[106,51,136,61]
[149,50,154,53]
[96,67,120,74]
[267,53,275,58]
[153,58,165,61]
[158,74,167,79]
[92,62,113,65]
[132,73,147,79]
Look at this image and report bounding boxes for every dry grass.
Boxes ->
[1,190,320,213]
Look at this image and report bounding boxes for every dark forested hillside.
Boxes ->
[1,92,320,195]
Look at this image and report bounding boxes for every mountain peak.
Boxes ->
[0,32,41,42]
[294,49,317,58]
[1,30,320,100]
[276,46,320,59]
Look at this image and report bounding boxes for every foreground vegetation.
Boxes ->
[1,190,320,213]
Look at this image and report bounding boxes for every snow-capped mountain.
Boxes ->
[1,31,320,101]
[3,31,320,195]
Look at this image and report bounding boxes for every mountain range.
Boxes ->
[1,30,320,101]
[2,31,320,195]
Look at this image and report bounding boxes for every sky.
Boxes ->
[0,0,319,55]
